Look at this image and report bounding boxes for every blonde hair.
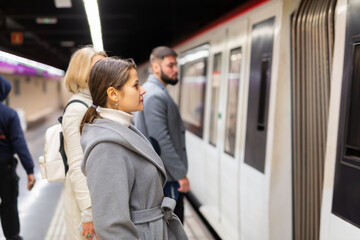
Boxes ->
[64,46,107,93]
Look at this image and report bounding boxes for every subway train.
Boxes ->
[137,0,359,239]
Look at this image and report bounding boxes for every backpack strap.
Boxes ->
[58,99,89,124]
[58,99,89,174]
[59,132,69,174]
[64,99,89,113]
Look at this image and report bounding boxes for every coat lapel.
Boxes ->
[96,120,167,181]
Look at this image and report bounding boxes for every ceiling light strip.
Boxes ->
[83,0,104,51]
[0,50,64,76]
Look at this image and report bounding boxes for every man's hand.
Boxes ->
[177,176,190,193]
[27,174,35,190]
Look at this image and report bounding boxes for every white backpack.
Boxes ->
[39,100,88,182]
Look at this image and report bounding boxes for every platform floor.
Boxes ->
[0,110,213,240]
[44,190,214,240]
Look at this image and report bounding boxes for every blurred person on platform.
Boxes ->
[80,58,188,239]
[0,75,35,240]
[62,46,107,240]
[135,46,190,223]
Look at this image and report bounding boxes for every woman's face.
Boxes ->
[116,69,146,113]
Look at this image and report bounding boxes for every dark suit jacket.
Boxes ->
[135,74,188,181]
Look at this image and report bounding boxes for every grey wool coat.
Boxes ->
[81,119,188,240]
[135,75,188,181]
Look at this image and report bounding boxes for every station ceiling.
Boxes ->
[0,0,251,70]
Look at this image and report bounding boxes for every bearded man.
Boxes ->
[135,46,190,223]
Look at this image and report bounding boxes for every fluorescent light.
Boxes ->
[0,50,64,76]
[83,0,104,51]
[54,0,72,8]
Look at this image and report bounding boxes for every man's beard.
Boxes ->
[160,69,178,85]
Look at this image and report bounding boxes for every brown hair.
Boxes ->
[64,46,107,93]
[80,57,136,133]
[150,46,177,64]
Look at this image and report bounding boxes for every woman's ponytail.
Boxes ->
[80,106,100,134]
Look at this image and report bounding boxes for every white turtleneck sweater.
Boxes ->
[97,107,133,127]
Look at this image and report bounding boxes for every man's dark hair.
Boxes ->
[150,46,177,64]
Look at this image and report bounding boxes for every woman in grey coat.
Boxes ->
[80,57,188,240]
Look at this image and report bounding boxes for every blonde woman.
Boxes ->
[62,46,107,239]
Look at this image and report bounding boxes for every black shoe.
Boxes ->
[6,235,23,240]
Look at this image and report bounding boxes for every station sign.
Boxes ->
[11,32,24,45]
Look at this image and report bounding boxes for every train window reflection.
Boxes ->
[345,44,360,159]
[209,53,222,146]
[179,44,209,138]
[257,58,269,131]
[224,47,241,157]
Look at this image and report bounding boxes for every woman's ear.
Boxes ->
[105,87,119,109]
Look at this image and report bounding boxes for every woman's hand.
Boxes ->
[82,221,97,239]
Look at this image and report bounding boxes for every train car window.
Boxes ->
[14,78,20,95]
[244,17,275,173]
[344,44,360,160]
[179,44,209,138]
[209,53,222,146]
[224,47,242,157]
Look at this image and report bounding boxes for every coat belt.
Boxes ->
[130,197,177,224]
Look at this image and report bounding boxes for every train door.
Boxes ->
[217,20,248,239]
[319,0,360,238]
[332,0,360,232]
[241,16,275,239]
[202,29,227,231]
[178,44,210,206]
